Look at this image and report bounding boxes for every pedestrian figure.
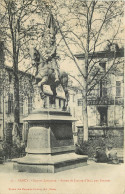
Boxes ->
[75,144,85,155]
[94,147,108,163]
[106,145,119,164]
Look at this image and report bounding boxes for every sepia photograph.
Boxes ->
[0,0,124,193]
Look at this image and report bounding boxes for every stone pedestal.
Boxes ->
[14,109,88,173]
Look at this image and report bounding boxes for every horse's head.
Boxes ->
[29,46,40,66]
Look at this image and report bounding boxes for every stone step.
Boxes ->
[13,153,88,173]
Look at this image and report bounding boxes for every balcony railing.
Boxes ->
[87,97,124,105]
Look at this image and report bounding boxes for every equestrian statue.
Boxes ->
[29,14,69,109]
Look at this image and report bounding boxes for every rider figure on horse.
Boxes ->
[29,14,69,108]
[34,42,59,85]
[34,14,59,84]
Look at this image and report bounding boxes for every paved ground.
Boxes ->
[0,161,125,194]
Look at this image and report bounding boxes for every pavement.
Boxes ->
[0,160,125,194]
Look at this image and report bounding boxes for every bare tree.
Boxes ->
[49,0,124,141]
[0,0,46,146]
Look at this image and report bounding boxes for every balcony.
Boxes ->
[87,97,124,106]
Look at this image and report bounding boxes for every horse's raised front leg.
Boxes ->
[38,76,48,99]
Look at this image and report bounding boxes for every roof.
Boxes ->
[4,65,33,78]
[74,48,124,60]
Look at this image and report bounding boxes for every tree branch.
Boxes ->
[87,52,119,93]
[56,20,86,79]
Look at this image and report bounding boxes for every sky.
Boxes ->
[1,0,124,87]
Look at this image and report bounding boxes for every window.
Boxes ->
[98,107,107,126]
[100,81,107,97]
[28,96,32,114]
[20,96,24,115]
[8,93,13,114]
[102,87,107,97]
[77,99,83,106]
[100,81,102,97]
[116,81,121,97]
[99,62,106,71]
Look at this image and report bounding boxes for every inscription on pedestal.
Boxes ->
[26,127,50,153]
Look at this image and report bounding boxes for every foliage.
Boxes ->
[79,132,123,158]
[10,143,26,159]
[79,141,89,155]
[2,140,26,159]
[105,134,123,148]
[79,138,105,157]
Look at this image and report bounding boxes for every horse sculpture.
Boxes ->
[29,47,69,110]
[29,13,69,109]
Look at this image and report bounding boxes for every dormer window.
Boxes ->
[99,62,106,71]
[110,43,119,52]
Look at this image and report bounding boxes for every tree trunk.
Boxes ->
[82,47,89,141]
[14,73,20,123]
[12,58,21,147]
[82,79,88,141]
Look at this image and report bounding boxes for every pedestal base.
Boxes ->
[14,109,88,173]
[13,153,88,173]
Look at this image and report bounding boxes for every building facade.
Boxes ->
[0,65,66,142]
[73,44,124,144]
